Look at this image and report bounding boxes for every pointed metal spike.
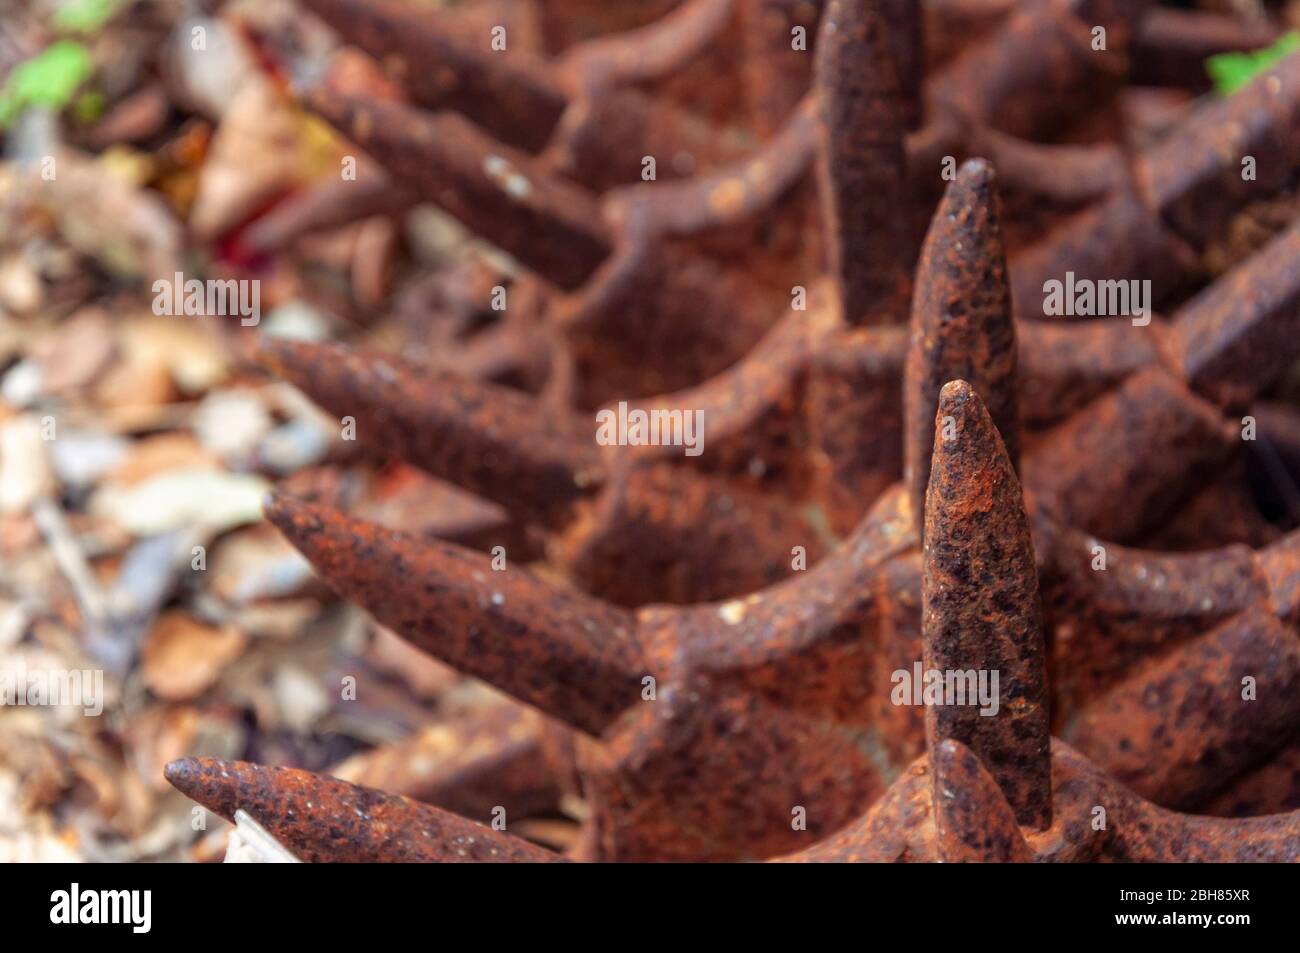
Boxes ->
[1139,50,1300,246]
[814,0,914,326]
[1065,607,1300,810]
[923,380,1051,829]
[257,338,602,526]
[238,172,411,255]
[302,87,611,290]
[264,495,643,737]
[782,739,1300,863]
[300,0,567,151]
[1174,218,1300,412]
[1048,742,1300,863]
[928,0,1130,142]
[331,704,563,820]
[1021,365,1241,543]
[165,757,559,862]
[904,159,1018,524]
[931,738,1033,862]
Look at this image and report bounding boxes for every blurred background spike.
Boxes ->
[300,0,568,150]
[257,338,602,526]
[814,0,914,326]
[301,88,612,289]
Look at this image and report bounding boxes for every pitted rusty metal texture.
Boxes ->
[922,382,1051,829]
[293,0,1300,406]
[264,493,645,738]
[780,739,1300,862]
[257,179,1300,603]
[165,758,561,862]
[904,160,1018,520]
[163,1,1300,862]
[244,232,1300,859]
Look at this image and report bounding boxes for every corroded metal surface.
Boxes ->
[904,160,1018,520]
[165,758,561,862]
[814,0,914,326]
[264,493,644,737]
[779,739,1300,862]
[922,382,1051,828]
[158,1,1300,863]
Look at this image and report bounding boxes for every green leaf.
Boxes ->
[74,90,107,123]
[1206,31,1300,96]
[0,40,94,128]
[53,0,121,35]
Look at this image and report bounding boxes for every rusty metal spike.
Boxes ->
[905,159,1018,523]
[216,2,1300,865]
[300,0,569,151]
[164,757,560,862]
[1063,605,1300,811]
[1138,50,1300,248]
[814,0,914,326]
[1173,218,1300,413]
[1024,218,1300,542]
[263,494,643,737]
[922,380,1051,828]
[258,338,601,526]
[1023,366,1240,543]
[878,0,925,131]
[247,385,1297,859]
[302,89,612,290]
[330,704,565,821]
[930,739,1034,862]
[1012,51,1300,315]
[780,739,1300,862]
[926,0,1144,141]
[302,0,746,189]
